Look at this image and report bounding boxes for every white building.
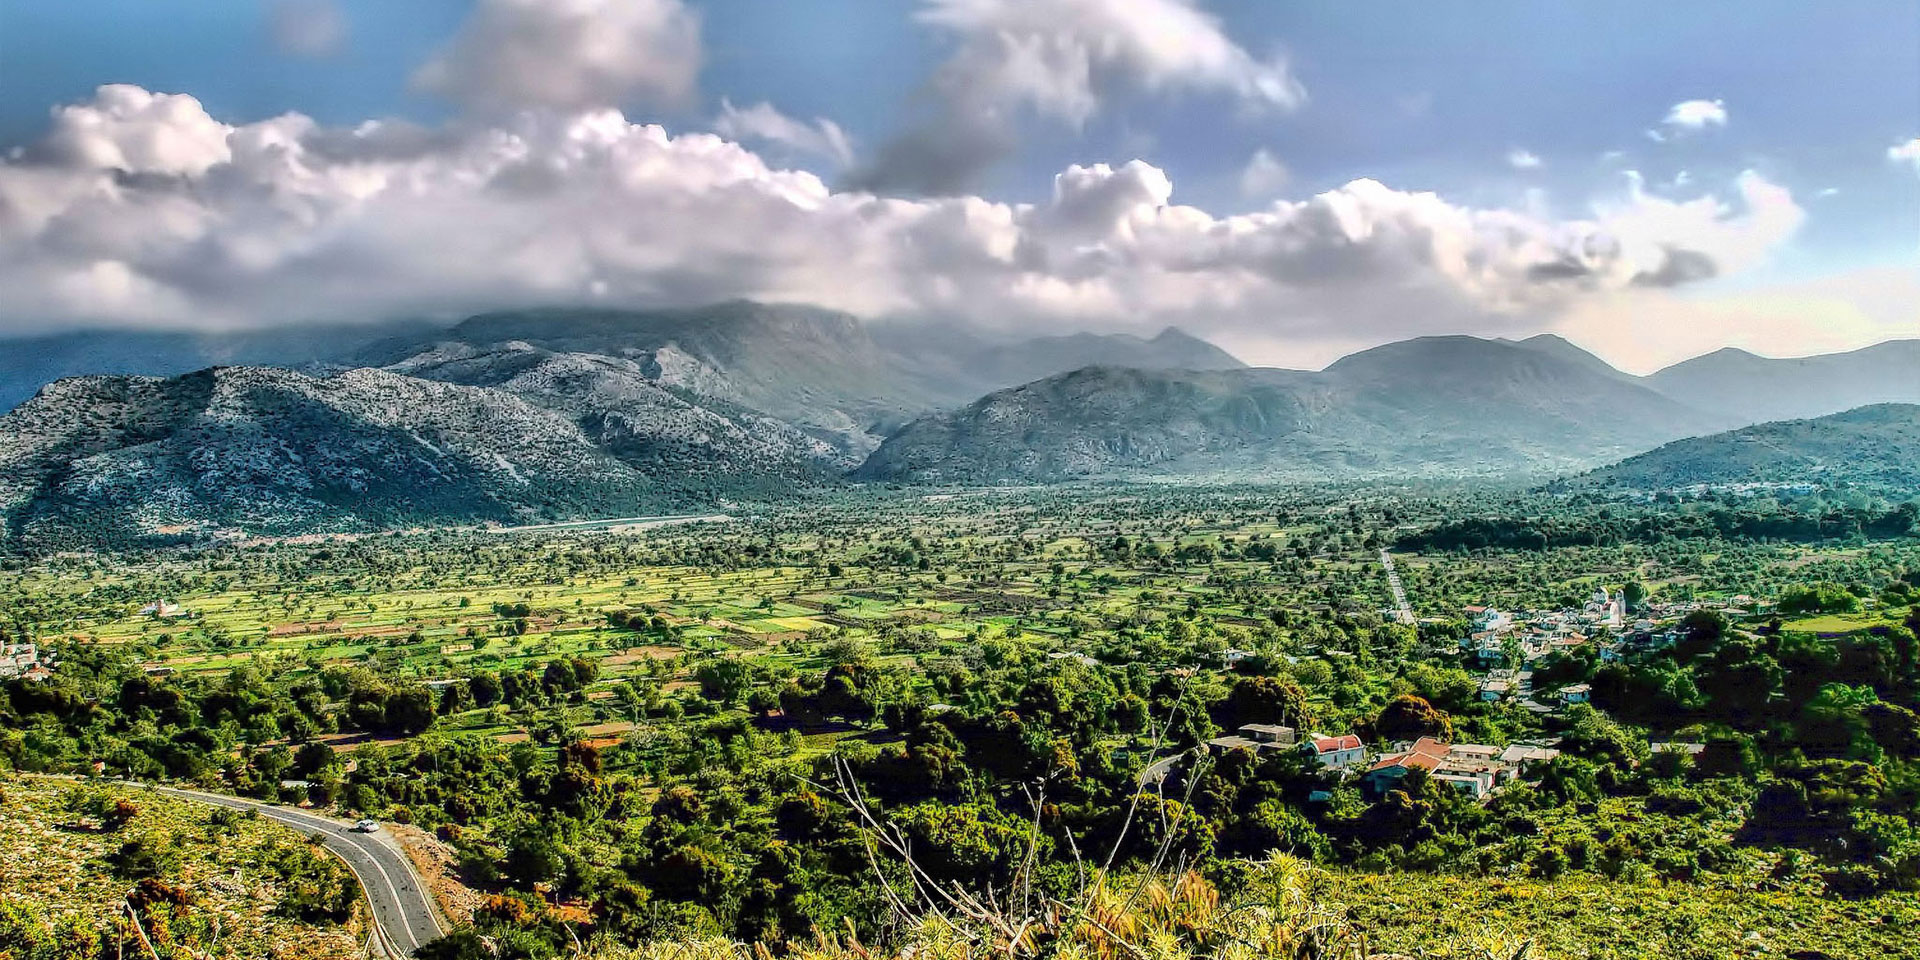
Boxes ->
[1304,733,1366,770]
[0,643,40,679]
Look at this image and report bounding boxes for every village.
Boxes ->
[0,640,51,682]
[1195,585,1754,803]
[1452,585,1761,710]
[1202,721,1565,802]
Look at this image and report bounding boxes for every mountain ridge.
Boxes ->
[857,336,1723,483]
[0,366,683,549]
[1644,339,1920,426]
[2,303,1917,545]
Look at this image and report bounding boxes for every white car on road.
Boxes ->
[352,818,379,833]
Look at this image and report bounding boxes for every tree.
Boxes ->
[1676,610,1728,657]
[1372,695,1452,742]
[1225,675,1311,729]
[501,824,565,889]
[1779,582,1861,615]
[468,672,502,707]
[695,659,751,705]
[1621,580,1648,612]
[383,688,437,735]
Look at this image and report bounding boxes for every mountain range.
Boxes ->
[856,333,1920,483]
[0,302,1914,547]
[856,335,1725,482]
[0,367,659,548]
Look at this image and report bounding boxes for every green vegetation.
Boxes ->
[2,484,1918,958]
[0,775,362,959]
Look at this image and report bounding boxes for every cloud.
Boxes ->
[269,0,346,59]
[1600,170,1804,286]
[1506,149,1542,170]
[849,0,1304,195]
[713,99,854,168]
[1556,265,1920,374]
[1237,148,1289,197]
[1890,137,1920,174]
[413,0,701,114]
[1663,98,1727,130]
[0,85,1806,367]
[30,85,234,175]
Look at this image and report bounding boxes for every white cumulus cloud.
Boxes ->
[0,85,1807,366]
[851,0,1304,194]
[414,0,702,114]
[1889,137,1920,174]
[32,85,234,176]
[1507,149,1542,170]
[1663,98,1727,130]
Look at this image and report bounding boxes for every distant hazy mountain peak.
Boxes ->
[1647,338,1920,424]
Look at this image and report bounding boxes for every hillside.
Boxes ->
[854,366,1345,482]
[857,337,1714,483]
[1566,402,1920,492]
[0,776,361,958]
[429,302,945,454]
[0,367,684,548]
[1319,336,1717,463]
[386,340,844,475]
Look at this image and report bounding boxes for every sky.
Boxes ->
[0,0,1915,372]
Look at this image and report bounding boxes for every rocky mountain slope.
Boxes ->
[1563,403,1920,492]
[0,367,682,548]
[371,302,1250,457]
[0,304,1263,546]
[386,341,841,478]
[857,337,1718,483]
[411,302,947,454]
[4,300,1917,543]
[963,326,1245,388]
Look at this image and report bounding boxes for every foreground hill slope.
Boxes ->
[857,337,1715,483]
[0,776,361,958]
[1566,402,1920,492]
[0,366,682,547]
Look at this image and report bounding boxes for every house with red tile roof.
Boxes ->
[1303,733,1366,770]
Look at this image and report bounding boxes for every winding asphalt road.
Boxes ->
[136,785,444,957]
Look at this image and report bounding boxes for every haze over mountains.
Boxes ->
[0,301,1915,547]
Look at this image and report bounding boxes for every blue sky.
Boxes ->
[0,0,1914,369]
